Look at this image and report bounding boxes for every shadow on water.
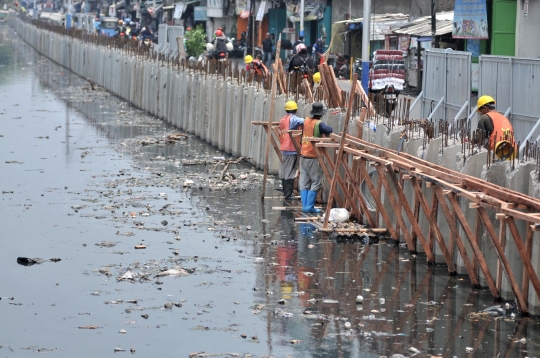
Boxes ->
[2,23,540,357]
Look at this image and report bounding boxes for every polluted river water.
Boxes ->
[1,24,540,358]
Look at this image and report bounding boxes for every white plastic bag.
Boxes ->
[324,208,350,223]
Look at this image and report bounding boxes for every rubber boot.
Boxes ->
[300,189,309,212]
[283,179,294,200]
[303,190,322,213]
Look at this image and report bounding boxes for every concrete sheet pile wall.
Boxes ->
[480,55,540,142]
[10,18,284,173]
[167,26,184,54]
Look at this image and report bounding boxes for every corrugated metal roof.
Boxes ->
[393,19,454,37]
[334,13,409,25]
[392,11,455,37]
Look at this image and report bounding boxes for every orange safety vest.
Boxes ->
[486,111,513,150]
[252,60,268,77]
[300,117,321,158]
[279,114,298,152]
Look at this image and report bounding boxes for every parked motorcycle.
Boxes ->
[229,37,246,59]
[376,85,399,118]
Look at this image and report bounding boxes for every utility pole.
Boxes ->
[431,0,436,47]
[361,0,370,92]
[299,0,304,37]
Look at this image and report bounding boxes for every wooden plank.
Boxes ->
[353,79,376,117]
[313,146,347,210]
[428,187,439,254]
[522,224,534,300]
[447,194,499,298]
[434,187,479,286]
[356,107,367,139]
[411,177,456,273]
[507,217,540,304]
[473,210,482,277]
[262,125,282,162]
[251,121,279,126]
[261,63,279,199]
[385,164,435,262]
[336,150,377,228]
[318,228,387,233]
[324,75,357,229]
[358,159,398,241]
[375,164,413,249]
[478,208,528,313]
[496,216,507,293]
[302,77,313,103]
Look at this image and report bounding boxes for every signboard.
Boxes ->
[173,3,185,19]
[256,0,266,22]
[452,0,489,39]
[281,27,296,34]
[286,1,324,22]
[194,6,207,21]
[399,35,411,51]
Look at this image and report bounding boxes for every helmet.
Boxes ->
[244,55,253,64]
[477,95,495,110]
[495,140,515,160]
[313,72,321,84]
[285,100,298,111]
[296,43,307,52]
[215,30,223,36]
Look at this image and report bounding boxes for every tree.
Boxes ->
[184,24,206,57]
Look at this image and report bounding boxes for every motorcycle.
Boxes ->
[205,41,234,61]
[376,85,398,118]
[229,37,246,59]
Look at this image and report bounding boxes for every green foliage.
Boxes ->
[184,24,206,57]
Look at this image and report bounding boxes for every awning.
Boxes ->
[392,11,454,37]
[334,13,408,24]
[393,20,454,37]
[333,13,410,40]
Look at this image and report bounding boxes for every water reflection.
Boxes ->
[3,23,540,358]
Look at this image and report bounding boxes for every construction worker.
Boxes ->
[244,55,268,79]
[313,72,321,89]
[477,95,516,159]
[299,102,333,213]
[115,20,125,37]
[279,100,304,200]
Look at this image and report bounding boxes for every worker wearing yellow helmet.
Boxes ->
[477,95,515,159]
[278,100,304,200]
[244,55,268,79]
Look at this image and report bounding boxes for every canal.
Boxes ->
[0,23,539,358]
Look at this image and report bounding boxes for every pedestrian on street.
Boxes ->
[299,102,333,213]
[279,100,304,200]
[312,37,326,63]
[244,55,268,79]
[288,43,316,74]
[476,95,516,159]
[262,32,273,67]
[292,35,304,55]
